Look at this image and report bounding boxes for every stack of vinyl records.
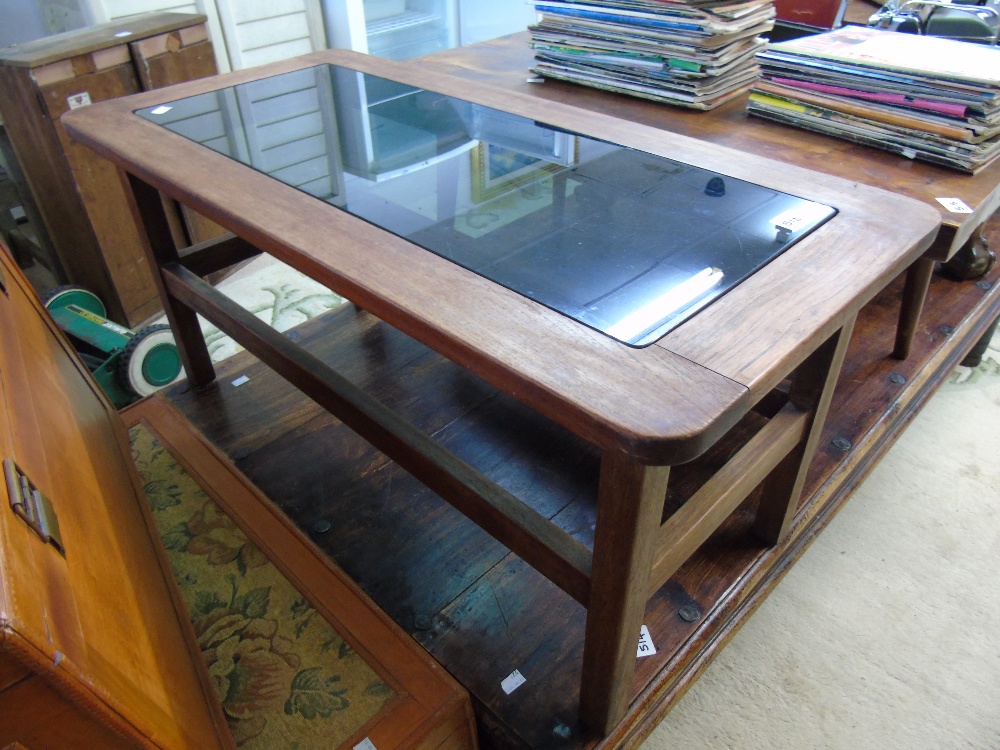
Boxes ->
[748,26,1000,173]
[529,1,777,110]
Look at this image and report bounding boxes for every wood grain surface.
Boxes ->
[0,13,210,68]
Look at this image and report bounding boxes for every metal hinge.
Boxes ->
[3,457,64,555]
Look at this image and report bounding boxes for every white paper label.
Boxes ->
[770,202,831,235]
[150,105,173,115]
[637,625,657,658]
[936,197,973,214]
[772,211,807,233]
[231,375,250,387]
[501,669,526,694]
[67,92,91,110]
[354,739,376,750]
[101,320,131,335]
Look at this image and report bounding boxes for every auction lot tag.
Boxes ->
[67,92,91,109]
[501,669,526,694]
[936,197,973,213]
[637,625,657,658]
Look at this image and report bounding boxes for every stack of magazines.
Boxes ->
[529,1,777,110]
[748,26,1000,173]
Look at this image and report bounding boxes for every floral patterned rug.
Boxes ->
[129,422,394,748]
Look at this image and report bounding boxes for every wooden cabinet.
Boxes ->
[0,246,229,747]
[0,12,218,326]
[36,0,329,74]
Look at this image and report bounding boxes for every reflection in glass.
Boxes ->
[137,64,836,347]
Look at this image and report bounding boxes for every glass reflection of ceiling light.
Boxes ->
[606,267,725,343]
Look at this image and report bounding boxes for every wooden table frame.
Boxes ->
[63,49,940,736]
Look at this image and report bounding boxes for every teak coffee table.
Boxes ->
[62,49,939,738]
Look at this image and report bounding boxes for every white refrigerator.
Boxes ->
[321,0,538,60]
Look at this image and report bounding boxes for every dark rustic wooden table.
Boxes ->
[64,48,941,742]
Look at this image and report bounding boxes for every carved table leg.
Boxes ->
[580,453,670,736]
[120,169,215,387]
[942,223,996,282]
[754,315,857,545]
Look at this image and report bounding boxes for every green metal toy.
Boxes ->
[42,286,184,408]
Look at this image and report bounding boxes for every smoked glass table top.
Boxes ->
[136,63,836,347]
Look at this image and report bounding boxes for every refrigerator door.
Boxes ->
[323,0,457,59]
[322,0,537,59]
[459,0,538,46]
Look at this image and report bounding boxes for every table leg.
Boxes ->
[961,313,1000,368]
[120,170,215,387]
[580,452,670,735]
[893,257,935,360]
[753,314,857,545]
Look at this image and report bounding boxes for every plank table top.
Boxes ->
[62,49,940,466]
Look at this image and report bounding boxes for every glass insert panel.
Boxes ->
[137,64,836,347]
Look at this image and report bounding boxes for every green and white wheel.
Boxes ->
[41,285,107,317]
[119,324,184,397]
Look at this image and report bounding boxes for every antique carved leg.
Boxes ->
[754,314,857,544]
[120,170,216,387]
[580,452,670,735]
[942,223,996,282]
